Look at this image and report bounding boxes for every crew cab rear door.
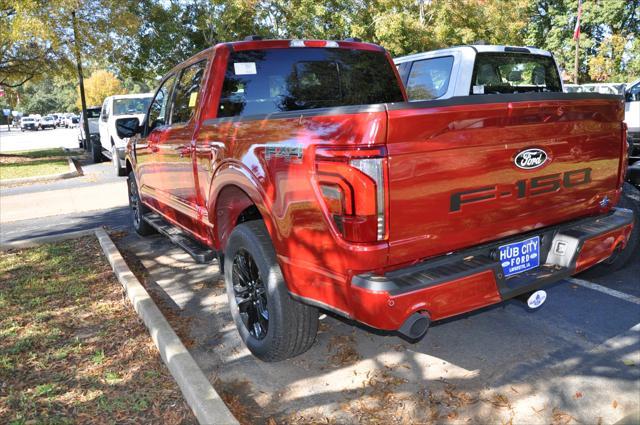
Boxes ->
[156,59,207,234]
[136,74,176,197]
[385,93,625,265]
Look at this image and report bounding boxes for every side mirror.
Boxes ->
[115,117,140,139]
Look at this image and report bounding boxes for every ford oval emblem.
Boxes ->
[514,148,548,170]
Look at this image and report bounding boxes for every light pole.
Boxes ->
[72,10,90,150]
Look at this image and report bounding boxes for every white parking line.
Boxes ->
[566,277,640,305]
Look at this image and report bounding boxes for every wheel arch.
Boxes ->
[208,165,277,252]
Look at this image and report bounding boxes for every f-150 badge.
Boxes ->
[265,144,303,163]
[514,148,548,170]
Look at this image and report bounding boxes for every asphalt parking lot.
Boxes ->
[2,128,639,424]
[115,231,639,424]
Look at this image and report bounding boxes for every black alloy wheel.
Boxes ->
[232,248,269,340]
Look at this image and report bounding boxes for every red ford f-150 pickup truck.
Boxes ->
[117,37,634,361]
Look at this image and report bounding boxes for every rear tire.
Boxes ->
[224,221,318,362]
[127,172,154,236]
[90,138,102,163]
[595,183,640,272]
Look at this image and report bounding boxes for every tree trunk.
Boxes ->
[72,10,91,148]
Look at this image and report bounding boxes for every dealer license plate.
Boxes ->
[499,236,540,277]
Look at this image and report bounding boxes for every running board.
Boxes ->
[142,212,216,264]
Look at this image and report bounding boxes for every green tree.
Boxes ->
[80,69,125,108]
[525,0,640,83]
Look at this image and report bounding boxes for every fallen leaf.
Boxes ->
[575,392,583,399]
[552,407,575,425]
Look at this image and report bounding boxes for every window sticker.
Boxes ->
[188,92,198,108]
[472,85,485,94]
[234,62,257,75]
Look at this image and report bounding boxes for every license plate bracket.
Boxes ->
[499,236,540,277]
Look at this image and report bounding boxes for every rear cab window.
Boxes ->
[85,109,101,119]
[471,53,561,95]
[218,47,404,118]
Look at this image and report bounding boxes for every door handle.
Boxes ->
[174,145,192,158]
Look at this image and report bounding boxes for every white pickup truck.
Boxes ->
[394,44,639,270]
[625,79,640,163]
[99,93,153,176]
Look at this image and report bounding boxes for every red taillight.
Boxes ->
[315,146,388,243]
[620,123,629,187]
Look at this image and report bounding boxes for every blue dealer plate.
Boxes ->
[499,236,540,277]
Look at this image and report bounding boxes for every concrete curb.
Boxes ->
[94,228,238,425]
[0,228,99,251]
[0,157,83,187]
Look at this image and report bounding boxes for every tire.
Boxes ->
[127,172,154,236]
[224,221,318,362]
[112,144,126,176]
[595,183,640,272]
[90,138,102,163]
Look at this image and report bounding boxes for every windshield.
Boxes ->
[113,97,151,116]
[471,53,562,95]
[219,47,404,118]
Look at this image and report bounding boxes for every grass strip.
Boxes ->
[0,148,77,180]
[0,237,195,424]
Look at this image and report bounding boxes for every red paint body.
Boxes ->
[127,40,632,332]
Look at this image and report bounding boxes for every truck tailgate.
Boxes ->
[385,93,625,265]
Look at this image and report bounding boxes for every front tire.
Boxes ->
[127,172,154,236]
[224,221,318,362]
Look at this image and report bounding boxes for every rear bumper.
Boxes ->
[349,208,634,331]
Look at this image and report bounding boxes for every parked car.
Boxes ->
[78,107,102,162]
[394,44,639,268]
[119,38,634,362]
[40,115,56,130]
[20,116,38,131]
[64,113,79,128]
[50,113,62,127]
[99,93,153,176]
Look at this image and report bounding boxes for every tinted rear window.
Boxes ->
[471,53,561,94]
[218,48,403,118]
[85,109,101,118]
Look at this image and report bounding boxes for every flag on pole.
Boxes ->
[573,0,582,40]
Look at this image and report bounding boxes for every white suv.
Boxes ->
[99,93,153,176]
